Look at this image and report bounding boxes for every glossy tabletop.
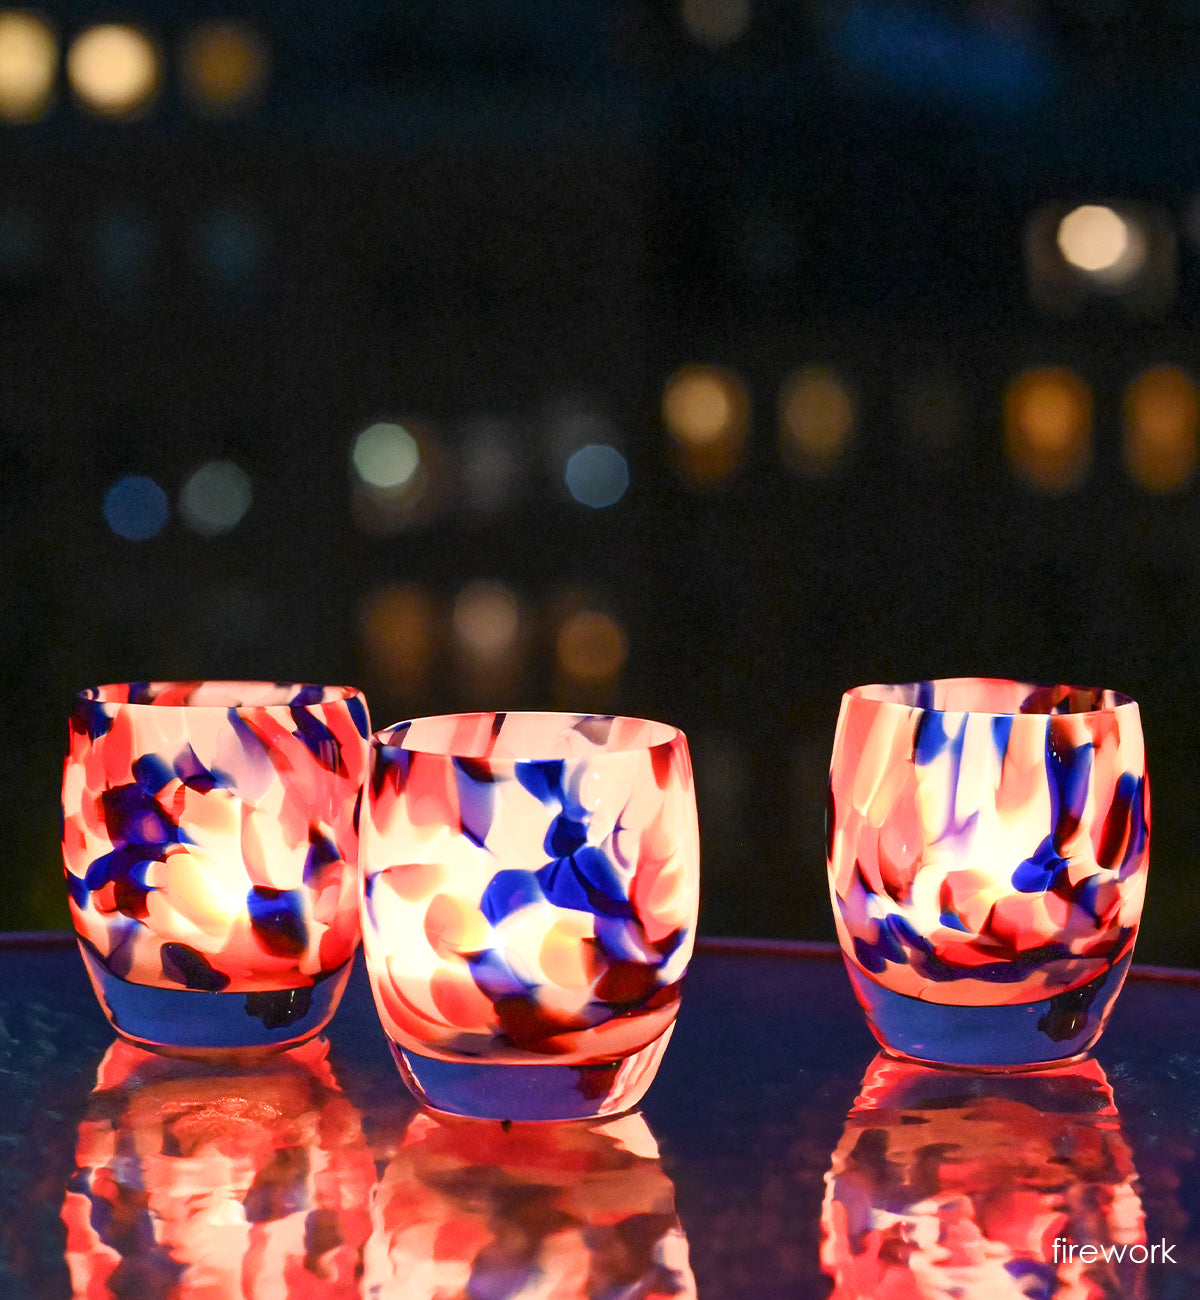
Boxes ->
[1,933,1197,1298]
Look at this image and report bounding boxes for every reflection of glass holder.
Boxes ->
[62,1037,375,1296]
[822,1053,1147,1300]
[364,1108,696,1299]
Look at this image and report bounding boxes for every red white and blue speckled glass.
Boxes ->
[63,682,370,1053]
[827,679,1149,1068]
[821,1053,1145,1299]
[361,711,700,1120]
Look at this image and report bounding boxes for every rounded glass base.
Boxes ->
[391,1026,675,1121]
[79,943,355,1058]
[843,953,1134,1070]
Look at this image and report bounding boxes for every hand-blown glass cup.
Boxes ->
[63,682,370,1055]
[826,679,1149,1069]
[361,711,700,1121]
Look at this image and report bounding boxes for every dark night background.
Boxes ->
[4,0,1200,965]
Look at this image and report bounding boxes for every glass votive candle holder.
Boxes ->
[62,681,370,1056]
[826,679,1149,1070]
[361,711,700,1121]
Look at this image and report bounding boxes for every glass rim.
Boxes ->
[844,676,1139,718]
[373,709,685,760]
[77,681,366,710]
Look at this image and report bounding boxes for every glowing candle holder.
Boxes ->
[63,681,369,1055]
[361,711,700,1121]
[827,679,1149,1069]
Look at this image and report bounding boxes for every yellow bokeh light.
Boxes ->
[1056,204,1146,283]
[0,11,57,121]
[359,584,438,704]
[181,20,268,116]
[67,23,160,118]
[779,365,856,472]
[681,0,752,47]
[1123,365,1200,494]
[662,365,749,485]
[556,610,628,685]
[453,580,520,661]
[1004,367,1093,492]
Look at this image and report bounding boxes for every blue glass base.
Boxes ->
[391,1031,672,1121]
[79,943,354,1058]
[843,953,1134,1070]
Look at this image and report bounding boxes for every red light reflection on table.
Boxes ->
[62,1037,374,1298]
[363,1109,696,1298]
[822,1054,1146,1300]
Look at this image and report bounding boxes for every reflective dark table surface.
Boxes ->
[2,933,1198,1298]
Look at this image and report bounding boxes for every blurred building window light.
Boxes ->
[359,583,438,705]
[681,0,751,47]
[352,421,419,491]
[1004,366,1092,492]
[0,11,57,122]
[1056,204,1146,284]
[564,443,629,508]
[662,364,749,486]
[1027,201,1174,316]
[556,609,628,687]
[180,20,268,117]
[349,418,443,535]
[103,473,168,540]
[453,580,520,661]
[179,459,252,536]
[778,365,856,474]
[1123,365,1199,494]
[67,23,160,118]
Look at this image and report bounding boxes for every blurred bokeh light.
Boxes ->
[1123,365,1200,494]
[1004,366,1093,492]
[67,23,159,118]
[0,11,56,122]
[179,460,253,536]
[778,365,856,474]
[662,365,750,485]
[103,474,169,541]
[180,20,268,117]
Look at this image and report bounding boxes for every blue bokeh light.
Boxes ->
[103,474,169,540]
[564,443,629,509]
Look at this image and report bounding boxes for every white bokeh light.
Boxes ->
[179,459,252,536]
[351,421,420,490]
